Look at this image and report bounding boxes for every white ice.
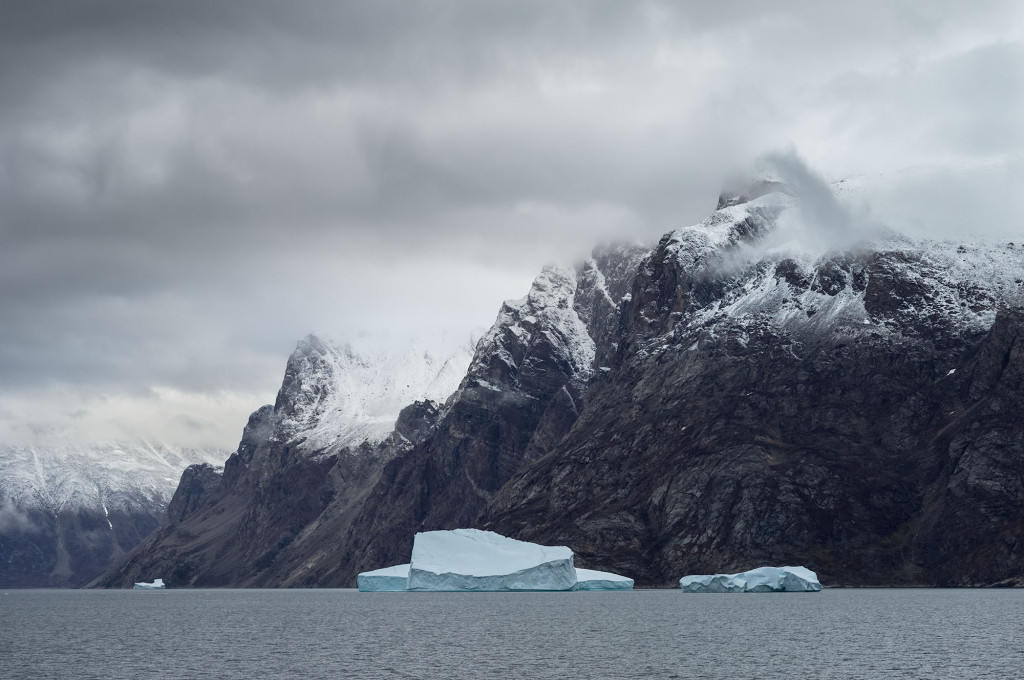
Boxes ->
[357,564,410,592]
[575,568,634,590]
[133,578,165,590]
[407,529,577,591]
[679,566,821,593]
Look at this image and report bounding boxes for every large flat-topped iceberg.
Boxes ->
[407,529,577,591]
[357,564,410,592]
[680,566,822,593]
[575,568,634,591]
[133,578,165,590]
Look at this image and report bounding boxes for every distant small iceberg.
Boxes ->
[575,568,634,590]
[679,566,821,593]
[357,564,409,592]
[133,578,166,590]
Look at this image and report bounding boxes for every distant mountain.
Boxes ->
[99,179,1024,588]
[0,441,224,587]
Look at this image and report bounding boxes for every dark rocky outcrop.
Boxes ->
[483,203,1024,586]
[96,188,1024,588]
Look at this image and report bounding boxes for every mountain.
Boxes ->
[98,181,1024,588]
[94,335,479,587]
[0,441,225,587]
[483,186,1024,586]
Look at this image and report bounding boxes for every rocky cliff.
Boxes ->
[484,188,1024,587]
[97,182,1023,588]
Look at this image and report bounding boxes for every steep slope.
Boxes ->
[95,246,647,588]
[98,179,1022,589]
[483,188,1024,586]
[94,335,477,587]
[273,334,472,455]
[0,442,225,587]
[330,249,648,581]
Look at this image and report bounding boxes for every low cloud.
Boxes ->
[0,498,39,533]
[1,2,1021,448]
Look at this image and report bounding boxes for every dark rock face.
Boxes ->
[483,198,1024,587]
[99,189,1024,588]
[394,400,443,444]
[166,464,224,525]
[95,247,645,588]
[304,253,648,582]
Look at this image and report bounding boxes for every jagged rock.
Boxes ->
[97,183,1024,590]
[166,464,224,525]
[483,188,1024,587]
[93,337,473,588]
[394,400,443,444]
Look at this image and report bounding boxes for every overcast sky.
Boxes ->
[2,1,1022,449]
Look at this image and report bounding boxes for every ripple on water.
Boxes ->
[2,588,1023,679]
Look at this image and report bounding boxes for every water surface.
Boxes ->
[2,588,1020,679]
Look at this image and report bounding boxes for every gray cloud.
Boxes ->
[1,1,1021,447]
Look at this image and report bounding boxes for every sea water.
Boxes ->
[2,588,1021,679]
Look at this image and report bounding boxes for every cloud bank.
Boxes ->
[1,1,1021,447]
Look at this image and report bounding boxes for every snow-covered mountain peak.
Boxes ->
[634,184,1024,354]
[467,263,596,393]
[661,191,795,275]
[273,333,475,454]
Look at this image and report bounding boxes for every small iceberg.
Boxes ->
[133,578,166,590]
[575,568,634,590]
[357,564,410,592]
[406,529,577,592]
[679,566,822,593]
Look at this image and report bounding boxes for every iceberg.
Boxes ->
[679,566,822,593]
[407,529,577,592]
[133,578,165,590]
[575,568,634,590]
[357,564,410,592]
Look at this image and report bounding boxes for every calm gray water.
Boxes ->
[2,588,1021,679]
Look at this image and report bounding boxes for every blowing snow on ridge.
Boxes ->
[273,334,475,455]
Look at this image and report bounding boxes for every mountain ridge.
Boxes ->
[0,440,225,587]
[95,182,1023,588]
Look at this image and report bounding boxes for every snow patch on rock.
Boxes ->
[467,265,596,393]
